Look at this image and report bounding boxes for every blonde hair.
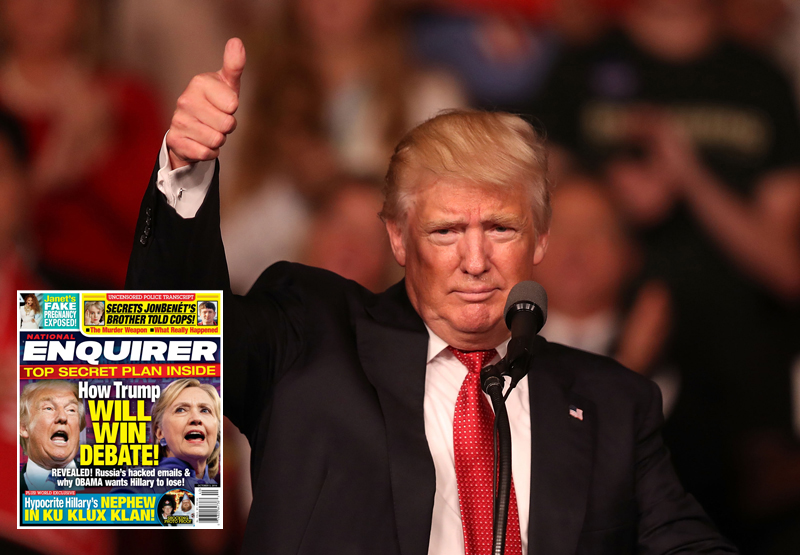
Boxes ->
[150,379,221,479]
[382,110,551,236]
[84,301,104,322]
[20,380,85,455]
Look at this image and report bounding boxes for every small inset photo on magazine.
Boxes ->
[19,293,42,330]
[84,300,105,326]
[197,301,218,326]
[158,489,194,527]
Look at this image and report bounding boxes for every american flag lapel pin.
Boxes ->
[569,404,584,421]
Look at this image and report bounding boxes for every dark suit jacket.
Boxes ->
[127,161,737,554]
[20,465,30,493]
[20,465,28,526]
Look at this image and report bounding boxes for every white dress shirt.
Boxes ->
[424,327,530,555]
[23,459,81,491]
[156,134,214,218]
[157,143,533,554]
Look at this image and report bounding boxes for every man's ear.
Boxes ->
[19,423,30,440]
[533,232,549,266]
[385,220,407,267]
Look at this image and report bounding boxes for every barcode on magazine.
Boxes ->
[196,485,220,526]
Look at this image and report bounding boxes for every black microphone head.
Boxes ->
[504,281,548,331]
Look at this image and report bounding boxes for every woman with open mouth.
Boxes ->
[149,378,222,492]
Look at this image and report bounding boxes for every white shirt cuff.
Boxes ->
[156,132,215,219]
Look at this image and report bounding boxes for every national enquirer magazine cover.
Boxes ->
[17,291,222,529]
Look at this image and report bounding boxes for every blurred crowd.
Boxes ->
[2,0,800,554]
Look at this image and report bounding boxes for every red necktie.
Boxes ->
[449,346,523,555]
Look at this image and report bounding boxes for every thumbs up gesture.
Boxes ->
[167,38,246,170]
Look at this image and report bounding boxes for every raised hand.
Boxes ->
[166,38,246,170]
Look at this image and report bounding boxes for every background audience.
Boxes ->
[5,1,800,554]
[531,2,800,551]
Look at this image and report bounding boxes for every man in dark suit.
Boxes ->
[126,38,737,554]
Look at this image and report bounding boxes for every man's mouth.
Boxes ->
[454,288,498,301]
[51,431,69,445]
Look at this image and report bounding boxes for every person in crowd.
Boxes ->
[531,0,800,548]
[84,301,104,326]
[19,380,84,491]
[111,0,233,118]
[19,294,41,329]
[235,0,465,184]
[301,178,396,293]
[533,175,678,412]
[126,38,737,554]
[0,0,164,288]
[533,175,671,369]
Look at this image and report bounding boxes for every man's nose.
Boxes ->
[460,228,490,275]
[54,407,68,423]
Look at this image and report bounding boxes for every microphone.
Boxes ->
[477,281,547,555]
[503,281,548,390]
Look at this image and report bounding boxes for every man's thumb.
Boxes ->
[218,38,245,94]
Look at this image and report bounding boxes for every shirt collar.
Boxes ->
[425,324,510,363]
[25,458,77,489]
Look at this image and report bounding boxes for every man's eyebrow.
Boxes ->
[38,395,79,406]
[422,218,467,230]
[485,213,528,227]
[420,213,529,230]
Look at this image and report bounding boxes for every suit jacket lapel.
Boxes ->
[528,337,595,555]
[357,280,435,555]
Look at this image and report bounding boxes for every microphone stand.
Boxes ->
[481,363,513,555]
[480,281,546,554]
